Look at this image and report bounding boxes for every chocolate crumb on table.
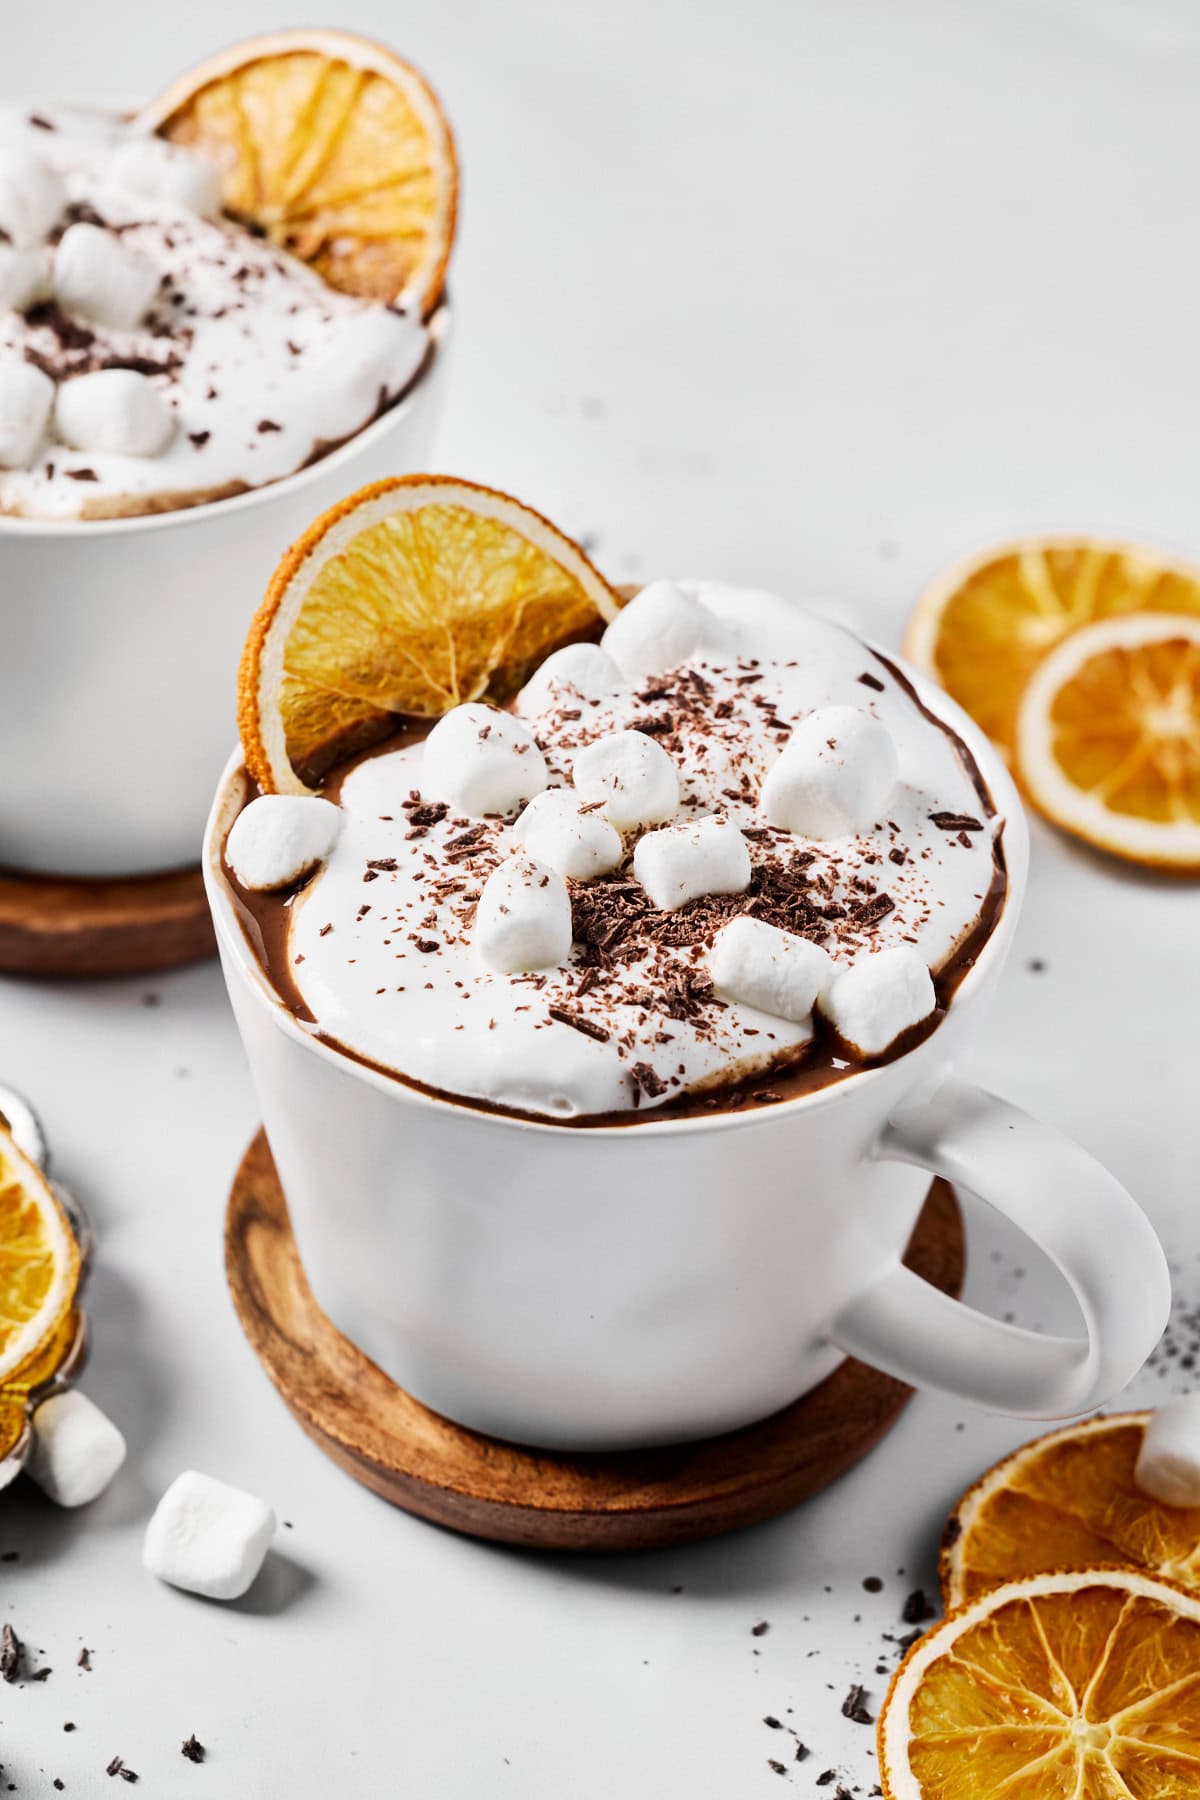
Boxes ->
[751,1619,770,1637]
[1,1623,21,1682]
[841,1682,873,1724]
[181,1735,206,1764]
[901,1587,935,1624]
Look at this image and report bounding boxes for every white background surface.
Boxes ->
[1,1,1199,1793]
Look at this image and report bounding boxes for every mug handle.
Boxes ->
[831,1075,1171,1417]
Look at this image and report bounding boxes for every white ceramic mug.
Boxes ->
[0,312,449,878]
[204,670,1170,1451]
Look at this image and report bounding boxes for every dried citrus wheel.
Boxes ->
[905,538,1200,760]
[239,475,622,794]
[0,1307,84,1466]
[1014,612,1200,870]
[134,30,457,316]
[941,1413,1200,1610]
[0,1124,78,1388]
[879,1568,1200,1799]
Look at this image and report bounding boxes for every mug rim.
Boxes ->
[205,650,1029,1139]
[0,304,450,543]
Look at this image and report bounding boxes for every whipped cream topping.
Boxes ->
[239,586,1004,1121]
[0,106,431,519]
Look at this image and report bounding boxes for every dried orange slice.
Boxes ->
[879,1567,1200,1799]
[905,538,1200,760]
[941,1413,1200,1610]
[0,1124,78,1389]
[239,475,622,794]
[1014,612,1200,870]
[134,30,457,316]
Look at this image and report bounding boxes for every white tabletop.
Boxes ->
[2,1,1199,1793]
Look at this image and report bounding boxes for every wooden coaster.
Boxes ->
[0,866,214,979]
[226,1130,964,1552]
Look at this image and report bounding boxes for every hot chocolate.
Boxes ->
[224,582,1006,1124]
[0,106,432,519]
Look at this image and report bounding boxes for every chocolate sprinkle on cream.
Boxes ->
[547,1007,609,1043]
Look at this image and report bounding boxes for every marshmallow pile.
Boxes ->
[0,139,228,469]
[271,581,1001,1115]
[397,581,933,1055]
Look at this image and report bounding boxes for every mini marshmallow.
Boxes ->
[819,946,935,1056]
[474,851,573,973]
[143,1470,275,1602]
[26,1391,126,1508]
[54,222,160,331]
[1134,1397,1200,1507]
[109,137,223,216]
[571,729,680,831]
[421,704,547,818]
[0,358,54,469]
[601,579,736,682]
[707,916,833,1023]
[511,787,623,881]
[0,245,50,314]
[760,704,899,840]
[0,150,66,246]
[55,369,175,458]
[225,795,341,892]
[516,642,626,718]
[633,815,751,912]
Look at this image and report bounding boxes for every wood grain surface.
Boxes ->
[226,1129,966,1553]
[0,867,215,979]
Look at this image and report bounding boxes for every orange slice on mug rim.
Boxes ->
[135,28,458,317]
[238,475,622,794]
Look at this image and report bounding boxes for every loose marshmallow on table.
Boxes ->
[761,705,899,840]
[0,358,54,469]
[422,704,548,819]
[225,795,342,892]
[601,579,735,682]
[512,787,622,881]
[633,815,751,912]
[474,851,572,973]
[53,223,160,331]
[0,246,50,315]
[516,642,626,718]
[109,137,223,216]
[571,730,680,831]
[708,916,833,1022]
[26,1390,126,1508]
[0,150,65,246]
[55,369,175,458]
[820,946,935,1056]
[1135,1397,1200,1507]
[143,1470,275,1601]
